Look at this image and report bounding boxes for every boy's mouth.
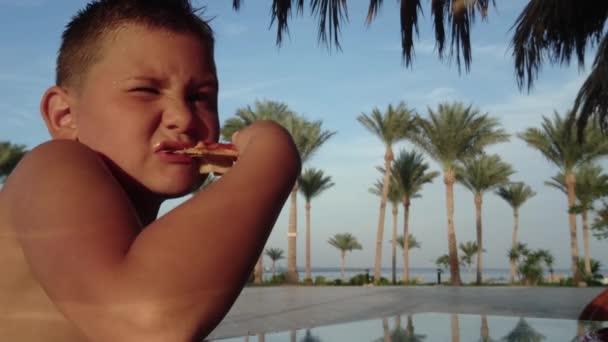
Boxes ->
[154,141,195,155]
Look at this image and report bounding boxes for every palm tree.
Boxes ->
[396,234,421,250]
[507,242,529,284]
[413,102,509,285]
[545,164,608,274]
[496,183,537,283]
[535,249,555,284]
[479,314,497,342]
[390,149,439,283]
[459,241,481,284]
[221,100,336,283]
[327,233,362,281]
[299,329,321,342]
[451,314,460,342]
[264,247,285,277]
[436,254,451,275]
[458,153,514,284]
[592,200,608,240]
[501,318,545,342]
[298,168,335,281]
[253,254,264,285]
[358,102,418,283]
[370,175,402,284]
[382,314,427,342]
[519,112,608,283]
[539,249,555,283]
[396,234,422,284]
[0,141,27,183]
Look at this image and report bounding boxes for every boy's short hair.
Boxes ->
[57,0,215,89]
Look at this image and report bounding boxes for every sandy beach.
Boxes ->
[208,286,605,340]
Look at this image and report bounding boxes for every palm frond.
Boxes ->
[265,247,285,261]
[310,0,349,51]
[298,168,335,202]
[365,0,383,25]
[412,102,509,171]
[0,141,28,182]
[573,34,608,137]
[511,0,608,91]
[269,0,295,46]
[457,153,514,194]
[328,232,363,252]
[400,0,423,67]
[519,111,608,173]
[495,183,536,210]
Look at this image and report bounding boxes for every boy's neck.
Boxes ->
[98,153,161,227]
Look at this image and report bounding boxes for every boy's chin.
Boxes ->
[153,179,202,198]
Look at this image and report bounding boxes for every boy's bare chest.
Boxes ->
[0,191,86,341]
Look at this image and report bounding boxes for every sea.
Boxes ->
[260,267,578,284]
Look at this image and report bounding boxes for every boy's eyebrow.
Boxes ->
[120,76,218,89]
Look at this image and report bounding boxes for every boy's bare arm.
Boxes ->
[4,121,300,341]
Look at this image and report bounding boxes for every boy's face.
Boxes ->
[70,24,219,197]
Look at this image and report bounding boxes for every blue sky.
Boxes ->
[1,0,605,272]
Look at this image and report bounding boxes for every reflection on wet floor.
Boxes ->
[212,312,608,341]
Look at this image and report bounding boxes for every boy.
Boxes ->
[0,1,301,341]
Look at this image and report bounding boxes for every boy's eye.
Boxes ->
[188,92,213,102]
[131,87,159,94]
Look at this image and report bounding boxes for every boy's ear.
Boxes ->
[40,86,78,140]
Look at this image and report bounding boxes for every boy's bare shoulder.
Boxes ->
[8,139,108,181]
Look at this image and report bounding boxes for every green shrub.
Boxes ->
[301,278,313,286]
[333,279,343,286]
[268,272,286,284]
[349,273,369,285]
[314,276,327,285]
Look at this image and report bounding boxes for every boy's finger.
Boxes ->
[231,131,239,145]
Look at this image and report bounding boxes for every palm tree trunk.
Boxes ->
[395,314,402,330]
[254,254,263,284]
[306,201,312,280]
[290,330,296,342]
[374,147,393,283]
[287,184,299,283]
[445,168,462,285]
[340,251,346,281]
[451,313,460,342]
[402,198,411,283]
[475,193,483,285]
[257,333,265,342]
[481,314,489,341]
[566,172,581,284]
[407,315,414,337]
[272,260,276,277]
[392,204,398,284]
[382,317,390,342]
[468,265,473,284]
[582,208,592,275]
[509,208,519,284]
[577,321,585,340]
[244,335,249,342]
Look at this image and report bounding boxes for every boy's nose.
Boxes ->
[162,99,196,133]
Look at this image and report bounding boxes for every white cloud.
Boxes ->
[485,74,587,132]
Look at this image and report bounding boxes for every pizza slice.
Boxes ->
[175,142,238,175]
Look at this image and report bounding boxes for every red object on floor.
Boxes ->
[580,289,608,321]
